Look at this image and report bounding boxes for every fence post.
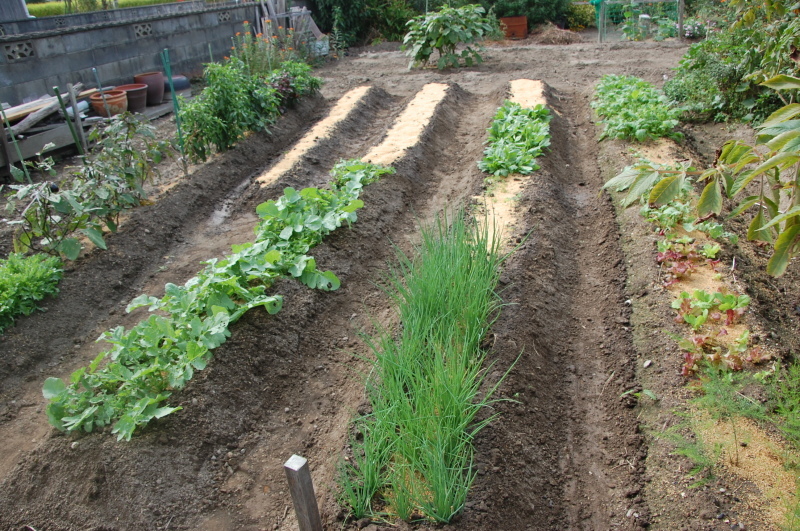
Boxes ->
[598,1,607,43]
[284,454,323,531]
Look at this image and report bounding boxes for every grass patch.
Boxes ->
[27,0,184,18]
[0,253,62,334]
[339,210,512,523]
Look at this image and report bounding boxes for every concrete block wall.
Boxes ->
[0,2,253,107]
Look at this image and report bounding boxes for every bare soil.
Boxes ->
[1,34,797,530]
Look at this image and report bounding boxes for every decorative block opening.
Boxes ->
[134,23,153,38]
[4,42,35,62]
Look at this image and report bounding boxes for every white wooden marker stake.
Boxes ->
[284,454,323,531]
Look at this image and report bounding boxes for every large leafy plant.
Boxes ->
[402,4,493,69]
[4,114,171,260]
[180,59,321,162]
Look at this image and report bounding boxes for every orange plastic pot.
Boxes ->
[89,90,128,117]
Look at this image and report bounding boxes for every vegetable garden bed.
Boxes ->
[1,35,797,531]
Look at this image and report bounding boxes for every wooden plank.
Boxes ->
[5,87,98,123]
[2,124,74,165]
[10,82,84,136]
[68,83,88,154]
[283,455,323,531]
[264,0,279,35]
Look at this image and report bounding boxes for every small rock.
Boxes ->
[643,360,652,368]
[284,407,290,413]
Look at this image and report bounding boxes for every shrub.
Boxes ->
[565,2,595,30]
[180,59,321,161]
[403,4,493,69]
[482,0,570,26]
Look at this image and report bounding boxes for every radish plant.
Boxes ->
[43,160,393,441]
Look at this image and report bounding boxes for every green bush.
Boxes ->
[0,253,62,334]
[403,4,493,69]
[565,2,595,30]
[481,0,570,26]
[180,59,321,162]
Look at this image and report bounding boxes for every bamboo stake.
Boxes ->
[92,68,111,119]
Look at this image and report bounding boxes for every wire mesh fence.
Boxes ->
[597,0,684,43]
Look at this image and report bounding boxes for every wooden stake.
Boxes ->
[283,455,323,531]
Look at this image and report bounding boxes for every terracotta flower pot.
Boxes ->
[114,83,148,113]
[500,16,528,40]
[89,90,128,117]
[133,71,165,106]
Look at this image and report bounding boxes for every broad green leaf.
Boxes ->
[760,103,800,130]
[767,224,800,276]
[747,208,774,243]
[757,120,800,144]
[765,130,800,153]
[603,165,640,192]
[256,201,279,218]
[761,74,800,91]
[697,179,723,217]
[83,227,107,250]
[760,205,800,230]
[153,406,180,419]
[648,174,683,206]
[621,169,661,207]
[42,377,66,399]
[59,238,81,260]
[279,226,294,240]
[727,195,759,219]
[731,152,800,196]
